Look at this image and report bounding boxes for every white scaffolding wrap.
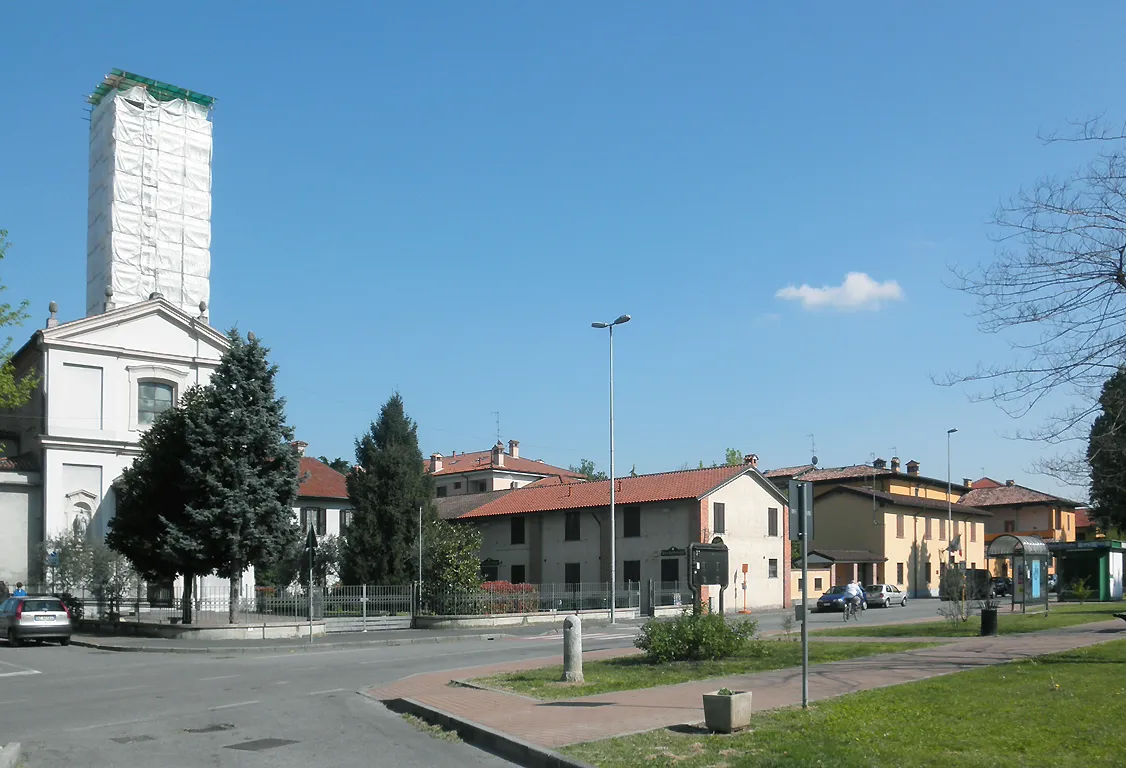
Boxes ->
[86,84,212,317]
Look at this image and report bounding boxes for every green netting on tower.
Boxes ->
[88,69,215,108]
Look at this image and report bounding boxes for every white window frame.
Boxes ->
[127,364,189,432]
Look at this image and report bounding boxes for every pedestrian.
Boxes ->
[12,582,27,597]
[0,581,9,602]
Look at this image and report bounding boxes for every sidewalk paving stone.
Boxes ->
[369,620,1126,749]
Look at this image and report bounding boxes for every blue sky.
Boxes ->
[2,4,1122,494]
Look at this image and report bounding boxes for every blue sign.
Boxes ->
[1031,560,1041,599]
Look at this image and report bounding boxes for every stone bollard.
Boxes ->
[561,613,583,683]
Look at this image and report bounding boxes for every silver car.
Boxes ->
[865,583,907,608]
[1,595,73,646]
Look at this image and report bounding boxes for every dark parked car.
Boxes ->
[1,595,73,646]
[992,577,1012,597]
[816,586,866,612]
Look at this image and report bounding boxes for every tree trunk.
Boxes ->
[229,563,241,624]
[182,574,194,625]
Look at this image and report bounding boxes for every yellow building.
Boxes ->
[767,459,990,597]
[960,478,1079,576]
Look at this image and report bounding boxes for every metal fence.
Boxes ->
[21,583,412,627]
[420,582,641,616]
[655,581,691,609]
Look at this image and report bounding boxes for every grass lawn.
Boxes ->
[562,638,1126,768]
[469,640,936,700]
[816,601,1123,638]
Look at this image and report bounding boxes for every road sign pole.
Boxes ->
[800,491,809,710]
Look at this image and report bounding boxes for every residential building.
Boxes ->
[292,442,352,541]
[765,458,989,597]
[437,458,791,613]
[960,477,1079,576]
[428,439,584,497]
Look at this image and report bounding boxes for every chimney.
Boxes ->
[291,440,308,457]
[430,453,443,473]
[492,441,505,467]
[906,460,920,477]
[744,453,759,468]
[1006,479,1015,487]
[890,457,901,473]
[46,301,59,329]
[963,478,973,489]
[508,439,520,459]
[873,457,887,470]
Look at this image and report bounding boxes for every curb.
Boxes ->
[70,632,512,654]
[381,696,594,768]
[0,743,20,768]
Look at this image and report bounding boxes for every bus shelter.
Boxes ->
[986,534,1051,614]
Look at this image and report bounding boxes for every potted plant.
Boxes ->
[702,687,753,733]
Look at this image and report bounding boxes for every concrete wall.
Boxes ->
[0,474,40,584]
[705,474,788,611]
[790,567,833,602]
[434,470,546,497]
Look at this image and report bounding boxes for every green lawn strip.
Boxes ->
[815,601,1123,638]
[469,640,937,700]
[562,638,1126,768]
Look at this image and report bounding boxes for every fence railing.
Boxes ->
[22,580,645,624]
[420,581,641,616]
[655,580,690,608]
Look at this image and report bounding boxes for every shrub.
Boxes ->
[479,581,540,613]
[53,592,84,620]
[634,610,760,664]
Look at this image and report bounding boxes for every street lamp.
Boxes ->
[947,428,957,565]
[591,314,631,624]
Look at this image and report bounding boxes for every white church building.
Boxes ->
[0,71,237,595]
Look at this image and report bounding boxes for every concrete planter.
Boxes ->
[702,690,752,733]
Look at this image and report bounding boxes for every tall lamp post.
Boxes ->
[947,427,958,611]
[591,314,631,624]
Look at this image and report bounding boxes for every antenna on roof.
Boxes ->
[492,412,500,443]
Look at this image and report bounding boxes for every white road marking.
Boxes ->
[307,688,347,696]
[209,700,260,711]
[102,685,145,693]
[66,716,155,732]
[200,674,240,681]
[272,680,290,685]
[0,698,28,706]
[0,670,41,678]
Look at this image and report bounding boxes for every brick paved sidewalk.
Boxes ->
[370,620,1125,749]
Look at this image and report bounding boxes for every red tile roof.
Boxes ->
[429,449,584,480]
[958,483,1077,508]
[297,457,349,499]
[525,474,586,488]
[971,477,1004,489]
[822,485,992,518]
[456,464,777,520]
[762,464,816,479]
[1074,508,1096,530]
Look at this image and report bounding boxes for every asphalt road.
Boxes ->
[0,599,947,767]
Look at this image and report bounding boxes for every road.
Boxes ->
[0,599,946,767]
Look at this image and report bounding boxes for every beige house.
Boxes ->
[427,439,584,497]
[960,477,1079,576]
[438,458,792,614]
[765,459,991,598]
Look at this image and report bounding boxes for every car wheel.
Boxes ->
[58,638,71,647]
[901,597,908,607]
[7,630,21,648]
[883,598,891,608]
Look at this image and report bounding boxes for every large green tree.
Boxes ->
[318,456,352,474]
[422,518,482,599]
[1088,366,1126,530]
[0,230,38,411]
[341,393,434,584]
[182,330,300,622]
[108,387,214,623]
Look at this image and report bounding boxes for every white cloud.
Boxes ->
[775,272,904,312]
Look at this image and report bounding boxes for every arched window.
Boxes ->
[138,381,174,425]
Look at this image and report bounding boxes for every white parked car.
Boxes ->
[865,583,907,608]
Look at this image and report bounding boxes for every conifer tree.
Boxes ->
[1088,366,1126,530]
[108,387,213,623]
[342,393,434,584]
[183,331,300,622]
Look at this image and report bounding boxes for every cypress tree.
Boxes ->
[342,393,434,584]
[182,330,300,622]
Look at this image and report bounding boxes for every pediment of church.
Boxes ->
[44,298,229,360]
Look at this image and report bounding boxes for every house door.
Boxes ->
[660,558,680,606]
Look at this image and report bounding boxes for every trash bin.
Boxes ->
[980,608,998,636]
